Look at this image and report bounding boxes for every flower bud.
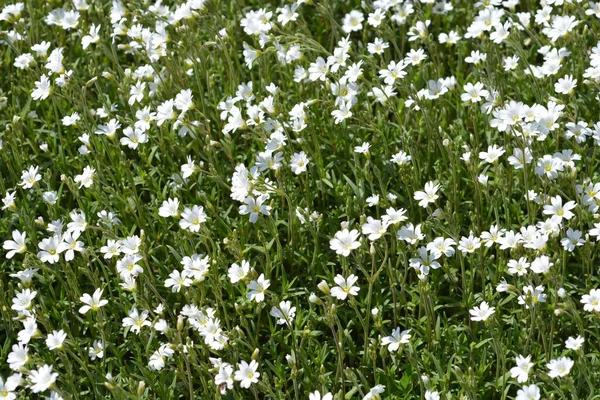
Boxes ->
[317,280,330,295]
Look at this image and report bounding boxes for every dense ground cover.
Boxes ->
[2,0,600,398]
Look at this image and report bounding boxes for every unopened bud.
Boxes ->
[317,280,330,295]
[137,381,146,397]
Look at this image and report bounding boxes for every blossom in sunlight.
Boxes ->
[329,229,361,257]
[330,274,360,300]
[239,194,271,223]
[79,289,108,314]
[581,289,600,312]
[469,301,495,322]
[516,385,540,400]
[270,301,296,325]
[546,357,574,378]
[29,365,58,393]
[414,181,440,208]
[247,274,270,303]
[179,205,207,232]
[510,355,533,383]
[122,308,151,334]
[4,230,27,259]
[565,335,584,351]
[381,328,411,351]
[234,360,260,388]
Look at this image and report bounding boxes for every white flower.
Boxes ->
[425,391,440,400]
[269,300,296,325]
[78,289,108,314]
[461,82,489,103]
[122,308,151,334]
[507,257,529,276]
[565,335,584,351]
[179,205,207,232]
[11,288,36,312]
[234,360,260,388]
[542,195,576,223]
[247,274,270,303]
[381,327,411,351]
[414,181,440,208]
[129,81,146,105]
[45,330,67,350]
[518,285,547,309]
[330,274,360,300]
[120,127,148,149]
[239,194,271,223]
[561,228,585,252]
[503,55,519,71]
[530,255,553,274]
[215,364,234,394]
[366,195,380,207]
[290,152,309,175]
[116,254,144,279]
[469,301,495,321]
[546,357,574,378]
[383,207,407,225]
[329,229,361,257]
[74,166,96,188]
[308,57,329,81]
[361,217,389,241]
[81,23,101,49]
[164,270,192,292]
[309,391,333,400]
[95,118,121,139]
[581,288,600,312]
[28,365,58,393]
[362,384,385,400]
[100,239,121,259]
[458,232,482,254]
[88,340,104,360]
[397,223,425,244]
[0,373,22,399]
[331,101,353,124]
[390,151,411,166]
[175,89,194,112]
[7,343,28,371]
[148,343,175,371]
[43,191,58,205]
[32,75,51,100]
[37,236,62,264]
[67,211,88,233]
[158,198,180,218]
[516,384,540,400]
[18,166,41,189]
[3,230,27,259]
[228,260,250,283]
[555,74,577,94]
[342,10,364,33]
[510,355,533,383]
[479,145,505,164]
[57,231,84,261]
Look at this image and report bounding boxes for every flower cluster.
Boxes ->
[2,0,600,398]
